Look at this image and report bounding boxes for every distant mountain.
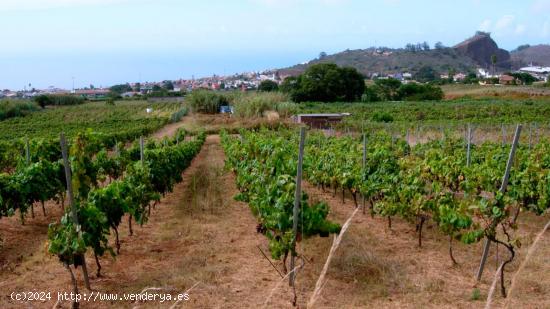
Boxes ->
[277,32,525,78]
[511,45,550,68]
[453,31,511,70]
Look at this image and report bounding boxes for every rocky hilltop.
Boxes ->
[453,31,511,69]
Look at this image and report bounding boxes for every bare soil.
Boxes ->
[0,136,289,308]
[296,183,550,308]
[150,118,189,140]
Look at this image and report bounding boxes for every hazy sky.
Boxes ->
[1,0,549,89]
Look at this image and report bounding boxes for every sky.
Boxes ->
[0,0,549,90]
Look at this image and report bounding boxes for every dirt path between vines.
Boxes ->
[0,135,291,308]
[150,117,189,140]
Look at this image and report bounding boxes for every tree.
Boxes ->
[134,83,141,92]
[510,72,537,85]
[463,72,478,84]
[258,80,279,92]
[405,43,416,52]
[340,67,366,101]
[491,54,497,76]
[162,80,174,90]
[34,95,53,108]
[152,85,162,92]
[280,63,365,102]
[397,83,444,101]
[415,66,438,83]
[435,42,445,50]
[361,86,381,102]
[422,41,430,51]
[448,68,457,83]
[319,51,328,59]
[373,78,402,101]
[109,84,132,95]
[514,44,530,52]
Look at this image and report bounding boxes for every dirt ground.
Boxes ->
[150,119,188,140]
[0,135,291,308]
[297,183,549,308]
[1,117,549,308]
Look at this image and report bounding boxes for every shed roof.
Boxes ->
[296,113,347,117]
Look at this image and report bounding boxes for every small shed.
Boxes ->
[220,106,234,114]
[293,113,349,129]
[499,74,516,85]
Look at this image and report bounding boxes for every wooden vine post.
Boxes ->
[25,137,30,165]
[362,134,367,214]
[501,124,506,146]
[534,122,539,145]
[476,124,522,282]
[529,125,533,150]
[140,136,145,164]
[60,132,91,291]
[290,127,306,289]
[466,124,472,167]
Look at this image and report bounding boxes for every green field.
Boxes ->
[0,100,182,141]
[298,97,550,130]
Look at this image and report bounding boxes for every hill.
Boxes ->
[278,47,478,78]
[277,32,517,77]
[453,31,511,69]
[511,44,550,68]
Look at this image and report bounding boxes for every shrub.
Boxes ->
[186,90,229,114]
[34,94,85,107]
[361,86,381,102]
[373,78,402,101]
[233,92,295,118]
[170,107,188,123]
[398,83,444,101]
[371,112,394,123]
[258,80,279,92]
[471,288,481,301]
[0,100,39,120]
[274,101,298,118]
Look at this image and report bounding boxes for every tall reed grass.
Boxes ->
[0,100,39,120]
[232,92,297,118]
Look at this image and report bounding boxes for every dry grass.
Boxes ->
[442,84,550,100]
[299,181,550,308]
[178,113,292,135]
[328,240,405,298]
[184,163,226,215]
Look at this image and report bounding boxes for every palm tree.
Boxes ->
[491,54,497,77]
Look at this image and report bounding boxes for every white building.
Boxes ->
[519,66,550,81]
[477,68,495,79]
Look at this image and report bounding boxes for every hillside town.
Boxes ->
[1,64,548,100]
